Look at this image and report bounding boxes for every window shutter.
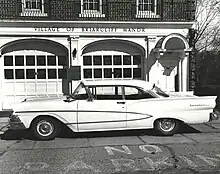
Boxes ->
[97,0,100,11]
[18,0,22,13]
[44,0,49,13]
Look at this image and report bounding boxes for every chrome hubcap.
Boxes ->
[37,120,54,137]
[159,119,175,132]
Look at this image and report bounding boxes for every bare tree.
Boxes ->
[194,0,220,52]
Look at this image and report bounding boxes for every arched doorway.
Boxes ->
[151,34,191,91]
[81,39,145,80]
[0,38,68,108]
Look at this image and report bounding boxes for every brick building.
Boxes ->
[0,0,196,109]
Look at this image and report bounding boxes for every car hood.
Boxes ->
[20,95,66,103]
[11,95,69,112]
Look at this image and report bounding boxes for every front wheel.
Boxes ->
[154,118,179,136]
[31,117,60,140]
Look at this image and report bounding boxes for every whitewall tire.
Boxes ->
[31,117,60,140]
[154,118,179,136]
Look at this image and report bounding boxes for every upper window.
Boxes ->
[20,0,48,16]
[79,0,105,18]
[136,0,159,18]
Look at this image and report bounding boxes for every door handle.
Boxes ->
[117,101,125,104]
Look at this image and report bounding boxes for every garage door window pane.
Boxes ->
[114,68,122,78]
[15,69,24,79]
[83,56,92,66]
[26,69,36,79]
[123,55,131,65]
[133,55,141,65]
[26,56,35,66]
[84,69,92,78]
[15,56,24,66]
[4,56,13,66]
[58,69,67,79]
[103,55,112,65]
[94,69,102,78]
[26,69,35,79]
[48,69,57,79]
[58,56,66,66]
[133,68,141,78]
[93,56,102,65]
[123,68,131,78]
[47,56,56,66]
[4,69,14,79]
[37,69,46,79]
[104,68,112,78]
[37,56,46,66]
[113,55,122,65]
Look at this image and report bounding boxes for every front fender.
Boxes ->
[17,112,78,132]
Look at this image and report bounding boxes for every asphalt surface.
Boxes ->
[0,118,220,174]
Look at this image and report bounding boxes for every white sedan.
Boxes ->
[9,80,218,140]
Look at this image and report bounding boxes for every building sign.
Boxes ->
[0,27,180,36]
[33,27,146,33]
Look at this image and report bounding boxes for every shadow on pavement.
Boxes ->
[1,123,201,140]
[58,123,201,139]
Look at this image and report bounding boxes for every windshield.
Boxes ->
[152,85,169,97]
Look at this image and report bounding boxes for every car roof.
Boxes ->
[82,79,154,90]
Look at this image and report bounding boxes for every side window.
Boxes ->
[89,86,123,100]
[124,86,154,100]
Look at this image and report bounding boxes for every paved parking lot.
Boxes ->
[1,115,220,174]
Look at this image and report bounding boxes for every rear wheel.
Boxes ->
[31,117,60,140]
[154,118,179,136]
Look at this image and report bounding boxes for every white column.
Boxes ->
[178,59,182,92]
[145,37,149,81]
[70,36,80,65]
[178,51,188,92]
[181,54,188,92]
[0,57,4,110]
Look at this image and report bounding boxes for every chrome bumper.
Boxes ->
[209,112,220,121]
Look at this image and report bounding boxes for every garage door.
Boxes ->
[82,51,143,80]
[2,51,67,107]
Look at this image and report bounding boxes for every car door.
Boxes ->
[77,85,127,131]
[124,86,156,129]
